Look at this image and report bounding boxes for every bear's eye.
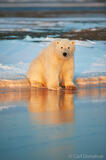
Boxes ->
[68,47,70,49]
[61,47,63,49]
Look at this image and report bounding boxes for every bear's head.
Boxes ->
[54,39,75,60]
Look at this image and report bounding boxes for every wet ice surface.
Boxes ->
[0,88,106,160]
[0,17,106,33]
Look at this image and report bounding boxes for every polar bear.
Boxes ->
[0,39,106,89]
[27,39,76,90]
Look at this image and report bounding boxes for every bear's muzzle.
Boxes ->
[63,52,67,57]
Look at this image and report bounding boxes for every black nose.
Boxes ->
[63,52,67,57]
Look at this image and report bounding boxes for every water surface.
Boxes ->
[0,88,106,160]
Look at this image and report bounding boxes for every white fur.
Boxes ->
[27,39,76,90]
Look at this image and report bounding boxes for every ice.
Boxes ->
[0,39,106,79]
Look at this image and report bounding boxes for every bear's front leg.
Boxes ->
[46,68,61,90]
[61,58,77,90]
[62,71,77,90]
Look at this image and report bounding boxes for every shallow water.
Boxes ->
[0,13,106,160]
[0,88,106,160]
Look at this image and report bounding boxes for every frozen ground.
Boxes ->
[0,38,106,79]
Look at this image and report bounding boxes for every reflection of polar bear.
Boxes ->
[27,39,76,90]
[28,89,74,125]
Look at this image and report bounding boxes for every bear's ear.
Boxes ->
[71,41,75,45]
